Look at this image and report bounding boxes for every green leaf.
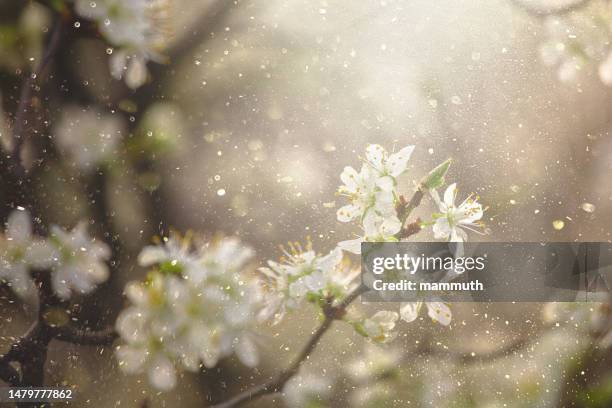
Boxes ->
[422,158,452,190]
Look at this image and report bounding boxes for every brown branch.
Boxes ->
[509,0,592,18]
[9,17,63,177]
[53,326,118,346]
[212,284,368,408]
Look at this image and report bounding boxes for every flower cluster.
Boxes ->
[538,5,612,86]
[258,242,359,324]
[0,209,110,300]
[337,144,414,253]
[115,234,262,390]
[334,145,485,332]
[74,0,171,89]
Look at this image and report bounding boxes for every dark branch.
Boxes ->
[53,326,118,346]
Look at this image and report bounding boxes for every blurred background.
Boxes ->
[1,0,612,406]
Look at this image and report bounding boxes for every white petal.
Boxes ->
[443,183,457,207]
[51,269,72,300]
[449,228,466,243]
[235,335,259,368]
[125,281,148,305]
[432,219,451,240]
[426,302,452,326]
[337,204,361,222]
[399,302,420,323]
[381,216,401,236]
[363,212,381,237]
[25,240,57,269]
[599,53,612,86]
[116,307,148,343]
[137,246,168,266]
[148,355,177,391]
[115,346,147,374]
[7,210,32,243]
[365,144,385,172]
[340,166,360,192]
[317,247,342,273]
[370,310,398,329]
[387,145,415,177]
[375,176,395,191]
[109,50,128,80]
[126,56,148,89]
[338,239,362,254]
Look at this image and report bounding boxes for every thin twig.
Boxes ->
[212,284,368,408]
[10,18,63,177]
[53,326,118,346]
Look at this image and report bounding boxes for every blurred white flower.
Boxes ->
[0,209,54,298]
[138,233,203,279]
[74,0,170,89]
[54,106,124,170]
[399,301,452,326]
[258,244,345,324]
[283,373,332,408]
[345,344,401,383]
[348,383,391,408]
[431,183,484,242]
[599,51,612,85]
[115,276,179,392]
[48,222,110,300]
[117,236,263,391]
[539,14,611,85]
[361,310,399,343]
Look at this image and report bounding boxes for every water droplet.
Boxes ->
[217,189,226,196]
[552,220,565,230]
[580,202,595,213]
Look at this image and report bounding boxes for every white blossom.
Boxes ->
[48,222,111,300]
[258,244,345,324]
[337,144,413,224]
[345,344,401,383]
[336,165,396,223]
[138,233,203,280]
[399,301,452,326]
[116,235,263,391]
[0,209,54,298]
[431,183,484,242]
[362,144,414,188]
[361,310,399,343]
[54,106,124,170]
[283,373,332,408]
[74,0,170,89]
[115,276,179,391]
